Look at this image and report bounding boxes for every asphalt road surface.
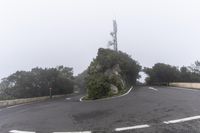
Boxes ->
[1,86,200,133]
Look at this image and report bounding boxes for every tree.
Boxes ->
[74,69,88,93]
[86,48,141,99]
[144,63,180,85]
[144,62,200,85]
[189,61,200,74]
[0,66,74,100]
[96,48,141,86]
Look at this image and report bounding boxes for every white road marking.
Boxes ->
[163,115,200,124]
[9,130,36,133]
[148,87,158,91]
[120,86,133,97]
[115,124,150,131]
[74,91,79,93]
[53,131,91,133]
[80,96,84,102]
[80,86,133,102]
[8,115,200,133]
[66,98,71,100]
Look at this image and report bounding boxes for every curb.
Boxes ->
[80,86,134,102]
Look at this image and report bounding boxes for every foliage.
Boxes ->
[86,48,141,99]
[189,61,200,74]
[0,66,74,100]
[90,48,141,85]
[109,75,123,91]
[144,63,180,85]
[144,61,200,85]
[74,69,88,93]
[86,74,110,100]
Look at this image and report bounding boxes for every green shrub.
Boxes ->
[86,74,110,100]
[86,48,141,100]
[110,75,123,91]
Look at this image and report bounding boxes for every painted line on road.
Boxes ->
[66,98,71,100]
[53,131,91,133]
[74,91,79,94]
[9,130,36,133]
[80,96,84,102]
[119,86,133,97]
[8,115,200,133]
[80,86,133,102]
[163,115,200,124]
[148,87,158,91]
[115,124,150,132]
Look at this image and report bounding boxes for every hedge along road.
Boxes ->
[1,86,200,133]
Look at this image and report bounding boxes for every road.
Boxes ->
[1,86,200,133]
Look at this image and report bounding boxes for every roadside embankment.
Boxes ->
[0,94,66,107]
[170,82,200,89]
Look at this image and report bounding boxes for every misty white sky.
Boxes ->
[0,0,200,80]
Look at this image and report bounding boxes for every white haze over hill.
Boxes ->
[0,0,200,82]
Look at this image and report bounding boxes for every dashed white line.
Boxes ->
[53,131,91,133]
[66,98,71,100]
[9,115,200,133]
[148,87,158,91]
[9,130,36,133]
[74,91,79,94]
[115,124,150,132]
[163,115,200,124]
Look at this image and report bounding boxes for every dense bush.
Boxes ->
[94,48,141,85]
[86,74,110,99]
[86,48,141,99]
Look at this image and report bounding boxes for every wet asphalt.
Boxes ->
[1,86,200,133]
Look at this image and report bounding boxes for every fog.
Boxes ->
[0,0,200,80]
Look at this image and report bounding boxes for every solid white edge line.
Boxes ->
[9,130,36,133]
[79,86,133,102]
[148,87,158,91]
[80,96,84,102]
[53,131,91,133]
[163,115,200,124]
[115,124,150,131]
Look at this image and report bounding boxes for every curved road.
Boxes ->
[1,86,200,133]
